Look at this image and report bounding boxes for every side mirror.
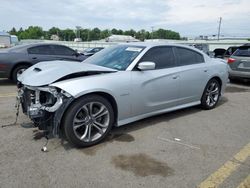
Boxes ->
[73,50,79,57]
[137,61,155,71]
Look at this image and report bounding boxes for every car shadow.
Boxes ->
[0,79,15,86]
[229,79,250,87]
[113,96,228,134]
[60,96,228,152]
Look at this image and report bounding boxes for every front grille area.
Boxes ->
[21,88,35,114]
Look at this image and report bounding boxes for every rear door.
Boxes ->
[174,47,209,104]
[229,46,250,72]
[131,46,180,116]
[28,45,58,63]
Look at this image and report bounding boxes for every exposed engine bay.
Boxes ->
[17,83,74,136]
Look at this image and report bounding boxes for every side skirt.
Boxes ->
[117,101,201,127]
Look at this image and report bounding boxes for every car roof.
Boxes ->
[8,43,70,52]
[119,42,207,55]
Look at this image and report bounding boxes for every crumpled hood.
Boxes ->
[18,60,117,86]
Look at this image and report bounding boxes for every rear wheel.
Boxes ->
[63,95,114,147]
[201,79,221,110]
[12,65,29,83]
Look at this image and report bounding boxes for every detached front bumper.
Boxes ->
[18,84,73,135]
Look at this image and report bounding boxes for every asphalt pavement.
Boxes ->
[0,79,249,188]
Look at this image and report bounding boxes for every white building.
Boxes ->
[0,32,11,48]
[106,35,139,42]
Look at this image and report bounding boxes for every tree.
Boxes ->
[100,29,111,39]
[151,29,180,40]
[89,28,101,41]
[8,26,181,41]
[18,26,43,39]
[61,29,75,41]
[9,27,17,35]
[48,27,61,39]
[124,29,136,37]
[110,28,118,35]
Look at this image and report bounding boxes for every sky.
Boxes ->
[0,0,250,37]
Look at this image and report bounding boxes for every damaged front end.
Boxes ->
[17,83,74,136]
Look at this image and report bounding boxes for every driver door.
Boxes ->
[130,46,181,116]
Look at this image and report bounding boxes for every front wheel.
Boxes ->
[12,65,29,83]
[63,95,114,147]
[201,79,221,110]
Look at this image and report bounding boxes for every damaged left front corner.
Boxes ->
[18,85,73,134]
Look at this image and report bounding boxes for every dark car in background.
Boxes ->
[213,48,226,58]
[81,47,104,57]
[223,46,239,60]
[228,45,250,81]
[0,43,86,82]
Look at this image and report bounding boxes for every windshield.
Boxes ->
[84,48,94,53]
[84,45,145,70]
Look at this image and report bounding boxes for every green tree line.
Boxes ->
[9,26,181,41]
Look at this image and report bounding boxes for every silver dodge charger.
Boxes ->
[18,42,228,147]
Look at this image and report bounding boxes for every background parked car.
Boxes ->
[0,43,87,82]
[81,47,104,57]
[228,45,250,81]
[213,48,226,58]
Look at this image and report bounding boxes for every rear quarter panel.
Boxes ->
[207,58,228,95]
[0,52,30,78]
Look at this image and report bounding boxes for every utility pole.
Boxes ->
[76,26,81,38]
[217,17,222,41]
[151,26,154,39]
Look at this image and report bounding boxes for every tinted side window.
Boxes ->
[176,47,204,66]
[139,47,175,69]
[52,45,75,56]
[233,47,250,57]
[28,45,52,55]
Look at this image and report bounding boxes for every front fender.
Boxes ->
[50,72,132,122]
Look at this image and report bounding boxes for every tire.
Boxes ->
[12,65,29,83]
[200,79,221,110]
[63,95,114,147]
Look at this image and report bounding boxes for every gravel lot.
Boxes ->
[0,79,249,188]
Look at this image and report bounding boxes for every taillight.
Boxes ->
[227,58,236,64]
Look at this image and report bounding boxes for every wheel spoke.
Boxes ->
[94,120,108,128]
[209,95,215,104]
[92,123,104,134]
[74,117,86,123]
[88,124,92,141]
[211,83,216,90]
[206,95,210,105]
[73,122,86,130]
[80,125,89,140]
[81,105,89,115]
[211,87,219,95]
[93,105,108,118]
[87,102,94,116]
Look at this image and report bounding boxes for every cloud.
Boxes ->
[0,0,249,36]
[160,0,250,24]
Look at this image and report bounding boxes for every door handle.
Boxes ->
[204,69,208,72]
[32,57,37,60]
[172,75,178,79]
